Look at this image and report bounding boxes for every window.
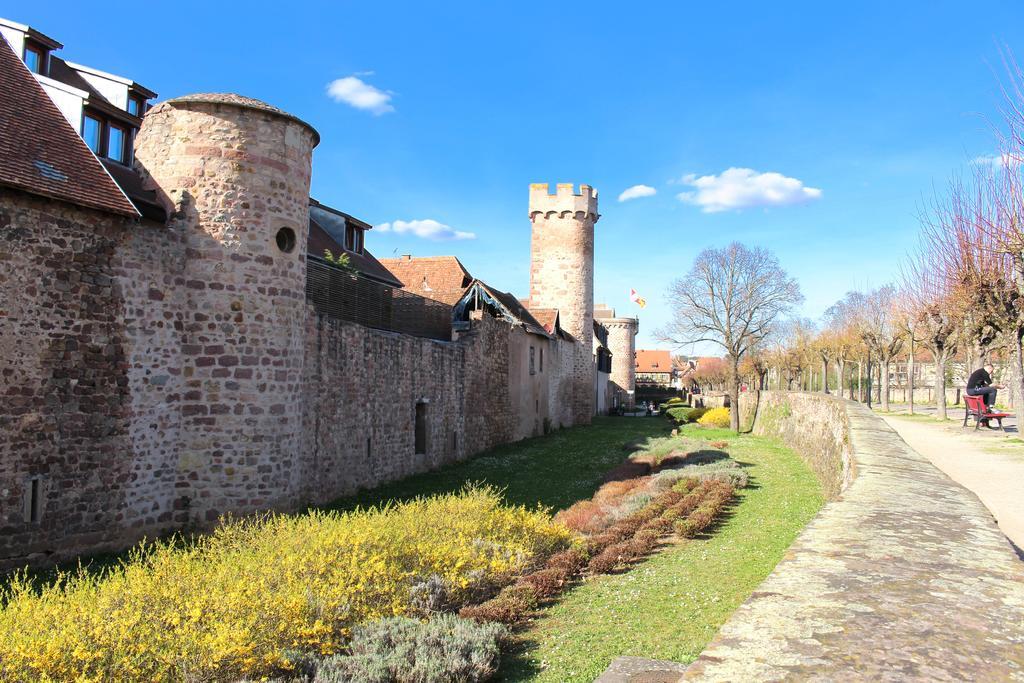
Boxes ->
[415,402,428,455]
[529,346,536,375]
[24,46,43,74]
[354,228,363,254]
[127,96,144,117]
[345,224,356,251]
[539,347,544,373]
[275,227,297,253]
[24,477,42,524]
[83,115,102,153]
[107,124,126,163]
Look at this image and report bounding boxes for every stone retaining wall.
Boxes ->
[739,391,854,500]
[683,394,1024,681]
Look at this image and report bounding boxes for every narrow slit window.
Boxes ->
[25,477,42,524]
[415,402,428,455]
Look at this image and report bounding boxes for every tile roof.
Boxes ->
[0,34,137,217]
[636,349,674,374]
[528,307,559,334]
[378,255,474,306]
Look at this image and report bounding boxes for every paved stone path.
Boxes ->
[598,401,1024,682]
[882,414,1024,555]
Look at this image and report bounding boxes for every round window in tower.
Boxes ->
[275,227,296,253]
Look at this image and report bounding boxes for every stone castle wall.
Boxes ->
[0,96,602,569]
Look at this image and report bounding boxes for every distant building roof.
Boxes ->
[636,349,674,374]
[379,255,474,306]
[0,34,136,216]
[528,307,559,335]
[308,201,402,287]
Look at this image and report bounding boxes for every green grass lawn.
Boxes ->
[499,423,824,682]
[328,417,823,683]
[326,417,672,512]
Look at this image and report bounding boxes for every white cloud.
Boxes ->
[970,152,1022,169]
[618,184,657,202]
[375,219,476,241]
[675,167,822,213]
[326,75,394,115]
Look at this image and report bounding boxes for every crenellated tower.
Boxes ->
[528,183,599,423]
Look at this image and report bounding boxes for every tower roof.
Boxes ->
[161,93,320,146]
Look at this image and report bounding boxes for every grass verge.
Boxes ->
[327,417,672,512]
[499,423,823,682]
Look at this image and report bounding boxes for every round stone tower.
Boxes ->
[602,317,639,409]
[134,93,319,524]
[528,183,599,423]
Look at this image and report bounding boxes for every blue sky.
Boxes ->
[24,1,1024,349]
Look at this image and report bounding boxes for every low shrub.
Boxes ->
[516,568,567,600]
[593,477,649,505]
[586,531,621,555]
[554,500,607,534]
[634,528,662,547]
[0,487,568,682]
[459,584,538,625]
[687,407,709,423]
[311,614,508,683]
[587,542,631,574]
[697,407,731,428]
[545,548,588,575]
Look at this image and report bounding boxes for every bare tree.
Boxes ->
[660,242,802,431]
[856,286,905,412]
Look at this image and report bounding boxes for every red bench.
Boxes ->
[962,394,1012,431]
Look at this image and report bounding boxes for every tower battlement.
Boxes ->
[529,183,599,221]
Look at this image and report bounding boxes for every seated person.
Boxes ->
[966,363,1001,409]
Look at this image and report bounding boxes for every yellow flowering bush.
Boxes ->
[0,487,569,682]
[697,406,731,428]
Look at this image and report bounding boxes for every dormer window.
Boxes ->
[344,224,364,254]
[23,45,44,74]
[82,114,101,153]
[81,112,133,165]
[107,124,127,163]
[127,96,145,117]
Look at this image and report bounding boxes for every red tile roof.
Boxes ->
[0,34,137,217]
[636,349,674,374]
[378,255,474,305]
[528,308,559,335]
